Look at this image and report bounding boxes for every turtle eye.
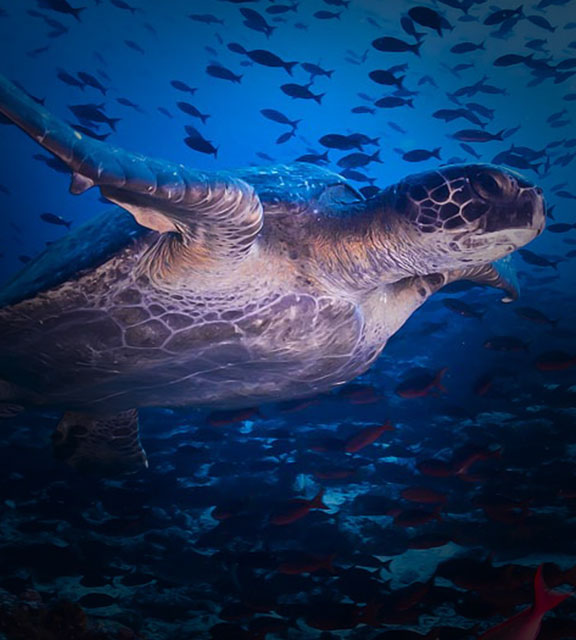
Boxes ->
[470,170,503,200]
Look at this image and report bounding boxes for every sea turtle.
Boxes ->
[0,75,545,473]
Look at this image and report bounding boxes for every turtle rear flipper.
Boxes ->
[0,74,263,266]
[52,409,148,474]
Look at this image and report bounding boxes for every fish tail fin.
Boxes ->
[291,119,302,129]
[326,70,335,78]
[479,40,486,50]
[413,42,422,57]
[496,129,506,140]
[235,75,243,84]
[435,367,449,393]
[65,220,72,229]
[433,147,441,159]
[72,7,86,22]
[534,565,572,616]
[285,62,298,76]
[407,99,414,108]
[310,488,328,510]
[314,93,325,104]
[372,150,381,162]
[200,114,210,124]
[108,117,121,132]
[397,75,405,87]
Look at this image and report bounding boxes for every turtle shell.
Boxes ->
[0,163,363,308]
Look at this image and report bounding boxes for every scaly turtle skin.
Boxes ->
[0,75,546,472]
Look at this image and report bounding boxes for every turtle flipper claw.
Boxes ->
[52,409,148,475]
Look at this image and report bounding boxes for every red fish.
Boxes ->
[534,351,576,371]
[313,467,357,480]
[478,565,572,639]
[388,506,442,527]
[400,486,447,504]
[277,553,336,575]
[269,488,329,525]
[206,407,259,426]
[395,367,448,398]
[344,421,395,453]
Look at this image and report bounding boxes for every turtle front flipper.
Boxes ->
[0,74,263,265]
[52,409,148,474]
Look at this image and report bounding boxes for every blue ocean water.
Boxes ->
[0,0,575,638]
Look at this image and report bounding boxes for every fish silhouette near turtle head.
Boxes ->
[0,75,545,473]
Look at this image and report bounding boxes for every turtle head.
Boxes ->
[382,164,546,272]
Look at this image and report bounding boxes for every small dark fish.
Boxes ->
[40,212,72,228]
[408,6,445,36]
[340,168,376,184]
[452,128,504,142]
[78,593,117,608]
[400,16,426,41]
[276,130,295,144]
[77,71,107,95]
[57,68,85,90]
[281,82,323,103]
[369,69,404,88]
[319,134,362,150]
[402,147,441,162]
[337,151,381,168]
[388,121,407,134]
[301,62,334,78]
[442,298,483,318]
[518,248,561,269]
[314,10,341,19]
[189,13,224,24]
[28,45,51,58]
[70,122,110,140]
[527,15,555,32]
[484,336,529,352]
[33,152,70,174]
[460,143,482,159]
[465,102,494,119]
[184,126,218,157]
[124,40,144,54]
[110,0,140,13]
[372,36,421,56]
[170,80,197,95]
[451,41,484,54]
[19,255,32,264]
[266,3,299,15]
[227,43,297,75]
[375,96,413,108]
[240,7,275,37]
[116,97,144,113]
[37,0,85,21]
[351,106,375,114]
[493,53,532,67]
[206,64,242,83]
[513,306,556,325]
[295,151,329,164]
[556,190,576,199]
[177,102,210,124]
[157,106,172,118]
[260,109,300,128]
[68,103,120,130]
[484,6,523,26]
[0,183,11,195]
